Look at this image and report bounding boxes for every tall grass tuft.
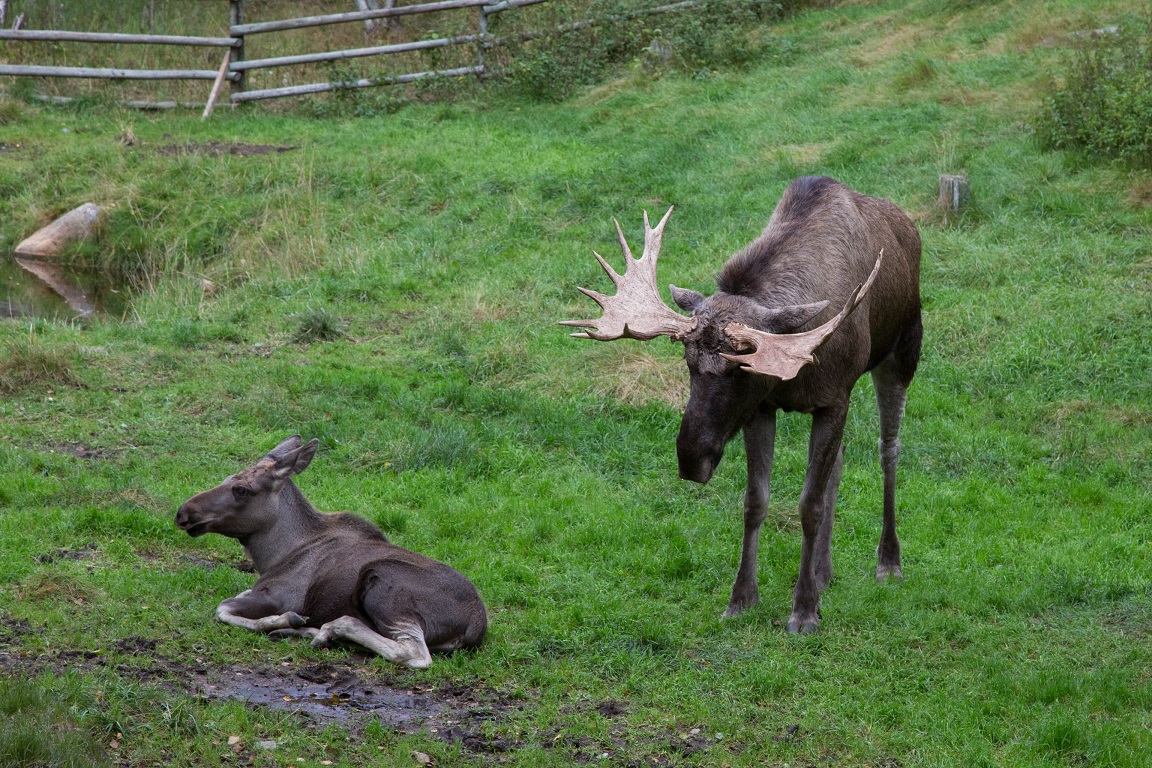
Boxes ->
[291,307,347,343]
[0,677,109,768]
[0,338,80,394]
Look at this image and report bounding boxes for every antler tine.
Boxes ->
[720,250,884,380]
[591,250,624,288]
[560,206,697,342]
[643,206,675,262]
[613,218,634,262]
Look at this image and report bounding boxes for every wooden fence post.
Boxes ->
[202,49,232,119]
[477,5,488,71]
[229,0,246,95]
[939,174,969,213]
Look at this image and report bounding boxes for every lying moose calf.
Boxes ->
[175,436,487,668]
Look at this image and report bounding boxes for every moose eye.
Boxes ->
[232,486,251,501]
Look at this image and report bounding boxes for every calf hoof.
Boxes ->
[268,629,294,642]
[287,612,309,628]
[786,611,820,634]
[876,564,903,581]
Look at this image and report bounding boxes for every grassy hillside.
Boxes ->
[1,0,1150,766]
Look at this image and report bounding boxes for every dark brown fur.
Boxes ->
[175,436,486,667]
[671,177,922,632]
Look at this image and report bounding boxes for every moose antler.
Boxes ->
[560,207,697,342]
[721,250,884,380]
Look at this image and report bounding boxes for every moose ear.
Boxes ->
[670,285,706,313]
[265,435,303,462]
[271,438,319,479]
[755,301,830,333]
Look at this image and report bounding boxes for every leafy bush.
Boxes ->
[1036,14,1152,166]
[507,0,801,102]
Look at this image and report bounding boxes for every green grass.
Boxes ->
[2,0,1151,766]
[0,675,109,767]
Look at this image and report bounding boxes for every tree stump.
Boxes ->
[939,174,969,213]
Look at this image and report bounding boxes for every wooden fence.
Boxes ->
[0,0,708,113]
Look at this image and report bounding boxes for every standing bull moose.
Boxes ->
[175,436,487,667]
[563,176,922,633]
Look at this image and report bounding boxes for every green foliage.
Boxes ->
[509,0,794,101]
[291,307,348,343]
[1036,13,1152,166]
[0,98,25,127]
[0,338,80,394]
[0,677,109,768]
[0,1,1151,767]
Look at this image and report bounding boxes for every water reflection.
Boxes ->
[1,254,129,319]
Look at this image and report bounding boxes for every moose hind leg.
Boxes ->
[724,410,776,618]
[872,361,912,581]
[310,616,433,670]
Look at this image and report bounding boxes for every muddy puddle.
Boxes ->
[1,254,129,319]
[198,663,450,727]
[0,644,518,751]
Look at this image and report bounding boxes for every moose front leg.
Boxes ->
[813,443,844,592]
[724,409,777,618]
[215,589,309,635]
[788,405,849,634]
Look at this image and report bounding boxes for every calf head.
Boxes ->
[562,208,881,484]
[175,436,319,539]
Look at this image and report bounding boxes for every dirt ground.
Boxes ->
[0,548,731,765]
[0,631,726,765]
[154,142,299,157]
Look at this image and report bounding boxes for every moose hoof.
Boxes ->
[722,600,756,619]
[876,564,903,582]
[786,612,820,634]
[287,612,309,628]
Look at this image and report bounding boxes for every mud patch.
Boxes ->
[36,542,98,564]
[0,643,731,763]
[179,552,255,572]
[51,443,116,461]
[156,142,299,157]
[198,663,447,727]
[0,647,521,754]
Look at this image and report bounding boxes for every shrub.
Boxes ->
[507,0,800,102]
[1036,14,1152,166]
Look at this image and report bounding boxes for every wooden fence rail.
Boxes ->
[0,64,237,81]
[0,0,711,111]
[0,30,239,47]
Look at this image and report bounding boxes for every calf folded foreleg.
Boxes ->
[215,589,309,634]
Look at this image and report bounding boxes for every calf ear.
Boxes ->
[272,438,319,479]
[755,301,830,333]
[670,285,705,313]
[265,435,303,462]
